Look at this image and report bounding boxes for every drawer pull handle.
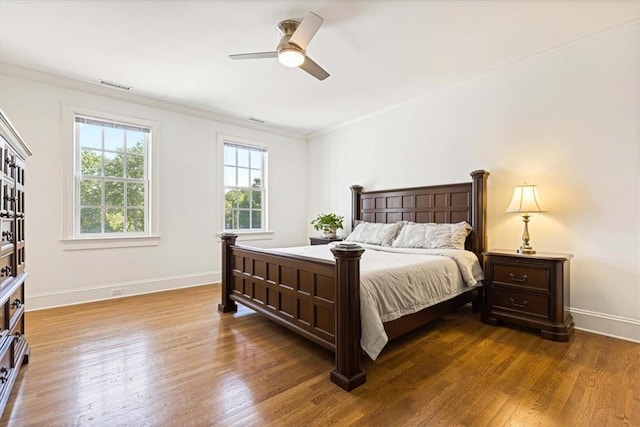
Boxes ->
[1,265,12,277]
[510,298,528,308]
[14,332,23,342]
[509,273,528,283]
[1,230,12,241]
[11,298,22,309]
[0,367,7,383]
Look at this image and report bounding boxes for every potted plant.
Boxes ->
[311,213,344,239]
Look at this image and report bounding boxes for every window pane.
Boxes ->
[79,123,102,149]
[104,181,124,206]
[251,190,261,209]
[250,150,261,169]
[80,179,102,206]
[251,210,261,229]
[127,182,145,207]
[104,208,125,232]
[237,168,249,187]
[224,189,238,209]
[104,127,125,152]
[126,130,145,154]
[238,210,250,229]
[224,209,237,229]
[127,208,145,232]
[238,189,250,208]
[237,148,249,168]
[127,154,145,179]
[81,150,102,176]
[80,207,102,233]
[104,152,124,177]
[224,145,236,166]
[224,166,236,187]
[250,170,261,188]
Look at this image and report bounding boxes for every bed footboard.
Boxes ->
[218,234,366,391]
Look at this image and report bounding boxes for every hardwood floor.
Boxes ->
[2,285,638,426]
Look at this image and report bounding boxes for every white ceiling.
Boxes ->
[1,1,639,136]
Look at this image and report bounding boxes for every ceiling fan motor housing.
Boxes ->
[276,19,305,66]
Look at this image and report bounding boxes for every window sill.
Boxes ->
[219,230,274,242]
[60,235,161,250]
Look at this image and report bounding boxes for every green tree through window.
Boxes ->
[76,116,149,235]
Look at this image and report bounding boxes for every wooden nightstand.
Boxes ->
[482,250,574,341]
[309,237,344,245]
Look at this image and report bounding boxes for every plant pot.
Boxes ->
[322,227,337,239]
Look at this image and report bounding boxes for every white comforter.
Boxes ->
[272,243,484,361]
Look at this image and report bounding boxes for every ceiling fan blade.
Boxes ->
[229,51,277,60]
[289,12,323,49]
[299,56,329,81]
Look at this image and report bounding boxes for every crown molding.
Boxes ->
[0,62,307,141]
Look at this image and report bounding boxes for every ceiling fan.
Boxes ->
[229,12,330,81]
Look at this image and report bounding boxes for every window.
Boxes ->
[74,115,150,236]
[223,141,266,231]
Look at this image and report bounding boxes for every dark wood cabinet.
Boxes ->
[482,250,574,342]
[309,237,344,245]
[0,110,32,416]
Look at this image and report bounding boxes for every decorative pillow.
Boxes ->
[392,221,472,250]
[425,221,472,250]
[391,223,432,248]
[345,221,401,246]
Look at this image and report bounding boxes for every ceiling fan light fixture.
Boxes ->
[278,48,305,67]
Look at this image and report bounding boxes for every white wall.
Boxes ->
[308,24,640,342]
[0,72,308,309]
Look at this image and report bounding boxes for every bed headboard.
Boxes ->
[350,170,489,258]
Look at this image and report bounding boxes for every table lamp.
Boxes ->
[506,184,545,254]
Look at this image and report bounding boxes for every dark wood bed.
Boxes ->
[218,170,489,391]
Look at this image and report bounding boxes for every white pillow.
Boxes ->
[391,223,432,248]
[345,222,401,246]
[392,221,472,250]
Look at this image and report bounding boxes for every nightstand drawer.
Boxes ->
[492,287,549,318]
[493,263,550,290]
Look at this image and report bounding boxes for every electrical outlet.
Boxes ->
[110,287,123,296]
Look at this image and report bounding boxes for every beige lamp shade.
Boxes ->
[506,184,545,214]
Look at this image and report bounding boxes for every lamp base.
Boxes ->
[517,214,536,255]
[517,247,536,255]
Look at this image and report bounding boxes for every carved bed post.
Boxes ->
[218,233,238,313]
[330,243,366,391]
[350,185,363,230]
[470,170,489,257]
[470,170,489,313]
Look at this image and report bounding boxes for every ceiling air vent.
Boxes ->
[248,117,265,124]
[99,79,132,91]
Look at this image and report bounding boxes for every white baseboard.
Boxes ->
[26,271,221,311]
[571,307,640,343]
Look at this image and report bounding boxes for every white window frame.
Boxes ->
[218,134,272,240]
[62,104,160,250]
